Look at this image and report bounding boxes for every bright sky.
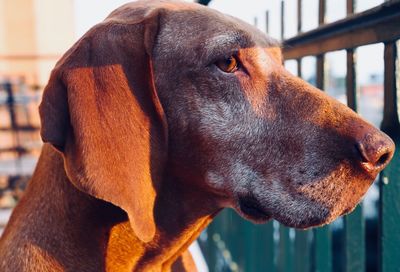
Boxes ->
[74,0,384,38]
[73,0,386,84]
[73,0,135,36]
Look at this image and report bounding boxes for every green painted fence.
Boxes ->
[199,1,400,271]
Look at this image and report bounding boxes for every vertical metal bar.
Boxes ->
[235,213,246,270]
[343,48,365,272]
[4,81,22,172]
[346,49,357,111]
[379,41,400,272]
[344,2,365,270]
[314,52,332,272]
[381,43,399,131]
[314,226,332,272]
[265,222,276,271]
[246,220,273,272]
[295,56,312,271]
[297,58,302,78]
[281,0,285,40]
[225,210,240,268]
[297,0,302,33]
[4,81,18,138]
[222,210,240,271]
[205,219,218,271]
[344,208,365,272]
[266,11,270,34]
[245,222,275,272]
[243,221,254,271]
[346,0,354,15]
[295,230,311,272]
[319,0,326,25]
[316,54,325,89]
[277,226,293,272]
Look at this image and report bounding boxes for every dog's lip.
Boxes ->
[339,205,356,217]
[237,195,271,222]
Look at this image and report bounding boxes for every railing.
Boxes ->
[0,79,42,208]
[200,1,400,271]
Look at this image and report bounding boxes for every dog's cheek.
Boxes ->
[204,170,233,193]
[204,160,259,197]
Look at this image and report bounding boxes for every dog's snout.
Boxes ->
[355,132,395,173]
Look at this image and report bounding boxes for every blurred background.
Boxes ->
[0,0,399,271]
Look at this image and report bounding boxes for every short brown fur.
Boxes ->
[0,1,394,271]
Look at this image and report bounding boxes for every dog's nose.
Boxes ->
[355,132,395,173]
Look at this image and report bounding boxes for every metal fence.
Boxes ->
[0,79,42,209]
[199,1,400,271]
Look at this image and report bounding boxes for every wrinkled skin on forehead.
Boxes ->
[153,7,382,228]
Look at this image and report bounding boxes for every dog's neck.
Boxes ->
[0,145,218,271]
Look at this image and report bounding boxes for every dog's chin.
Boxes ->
[275,204,349,229]
[234,190,360,227]
[236,195,272,223]
[279,216,327,229]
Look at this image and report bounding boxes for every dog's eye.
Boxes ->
[215,56,238,73]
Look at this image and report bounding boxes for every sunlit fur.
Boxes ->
[0,1,394,271]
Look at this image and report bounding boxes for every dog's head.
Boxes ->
[39,0,394,242]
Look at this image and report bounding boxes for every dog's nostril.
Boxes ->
[355,132,395,172]
[377,152,390,166]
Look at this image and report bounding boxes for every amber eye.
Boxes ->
[215,55,239,73]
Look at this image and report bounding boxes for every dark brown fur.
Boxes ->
[0,1,394,271]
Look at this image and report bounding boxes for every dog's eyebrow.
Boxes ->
[202,32,250,61]
[204,33,245,47]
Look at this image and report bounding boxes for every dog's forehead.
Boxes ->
[161,8,274,48]
[153,7,279,65]
[108,1,277,53]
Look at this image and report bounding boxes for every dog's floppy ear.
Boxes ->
[39,9,167,243]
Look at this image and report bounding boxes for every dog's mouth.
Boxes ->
[237,194,271,222]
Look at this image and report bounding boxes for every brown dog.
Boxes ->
[0,0,395,271]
